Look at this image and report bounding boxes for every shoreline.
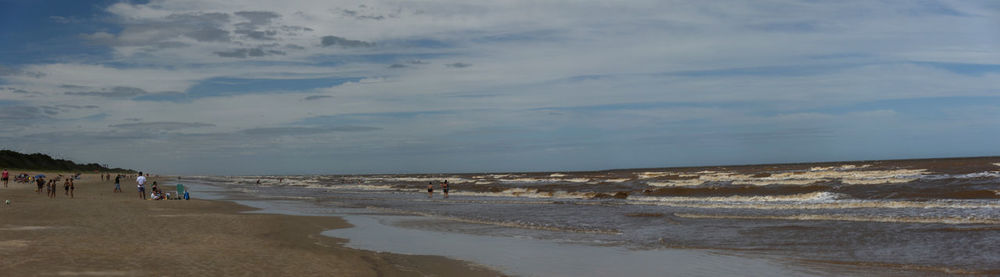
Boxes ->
[191,170,999,276]
[0,173,503,276]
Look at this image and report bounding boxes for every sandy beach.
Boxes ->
[0,173,502,276]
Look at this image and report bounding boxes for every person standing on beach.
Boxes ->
[64,178,70,196]
[113,174,122,193]
[35,177,44,193]
[136,171,147,200]
[427,182,434,198]
[49,179,58,198]
[68,178,75,198]
[2,169,8,188]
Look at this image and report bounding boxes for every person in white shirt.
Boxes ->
[136,172,147,200]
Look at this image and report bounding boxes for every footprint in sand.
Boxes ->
[0,240,30,250]
[0,225,57,231]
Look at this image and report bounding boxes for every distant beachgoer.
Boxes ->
[68,178,75,198]
[256,179,261,185]
[441,180,450,198]
[36,177,44,193]
[137,171,147,200]
[111,174,122,192]
[427,182,434,198]
[114,174,122,192]
[50,179,58,198]
[64,178,70,196]
[2,169,8,188]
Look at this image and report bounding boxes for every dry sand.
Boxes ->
[0,173,503,276]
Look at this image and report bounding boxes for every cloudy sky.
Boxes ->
[1,0,998,175]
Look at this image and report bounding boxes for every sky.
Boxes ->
[1,0,999,175]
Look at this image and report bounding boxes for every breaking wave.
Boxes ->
[673,213,1000,225]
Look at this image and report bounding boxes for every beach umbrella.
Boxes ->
[35,174,46,178]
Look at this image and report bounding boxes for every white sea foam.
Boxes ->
[840,178,918,185]
[451,189,593,199]
[474,174,516,179]
[637,172,682,179]
[642,168,929,186]
[673,213,1000,225]
[497,177,591,183]
[628,191,846,203]
[549,173,567,177]
[327,184,395,191]
[371,177,475,184]
[732,179,821,186]
[951,172,1000,179]
[626,195,1000,210]
[645,179,705,187]
[279,179,326,189]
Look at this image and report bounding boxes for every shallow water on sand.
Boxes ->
[234,199,811,277]
[184,157,1000,275]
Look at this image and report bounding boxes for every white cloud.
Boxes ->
[2,0,999,174]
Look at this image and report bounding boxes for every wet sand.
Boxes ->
[0,173,502,276]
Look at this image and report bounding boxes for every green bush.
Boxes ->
[0,150,135,173]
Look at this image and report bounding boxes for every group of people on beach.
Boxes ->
[426,180,450,198]
[30,174,75,199]
[96,172,129,194]
[133,171,179,200]
[4,169,183,201]
[150,181,170,200]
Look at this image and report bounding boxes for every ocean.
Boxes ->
[184,156,1000,276]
